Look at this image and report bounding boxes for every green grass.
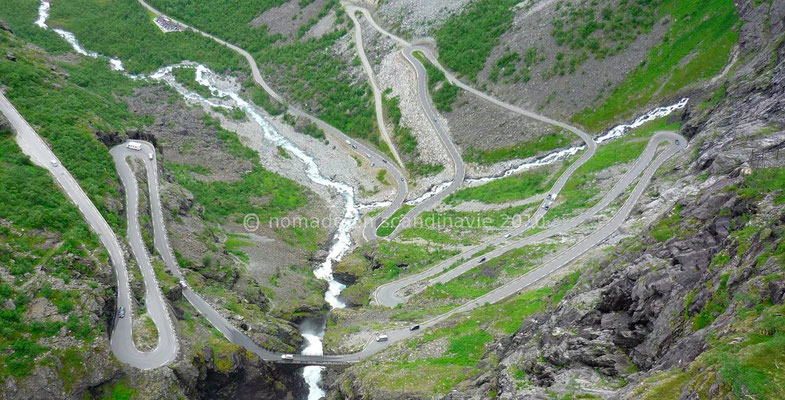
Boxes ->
[433,0,521,80]
[423,243,560,300]
[338,242,459,306]
[446,166,559,205]
[172,66,212,98]
[413,51,459,112]
[376,205,413,237]
[464,132,572,165]
[650,204,685,242]
[739,167,785,204]
[574,0,739,131]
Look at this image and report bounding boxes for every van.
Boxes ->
[376,334,388,342]
[127,142,142,151]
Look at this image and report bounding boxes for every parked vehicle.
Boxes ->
[118,306,126,318]
[376,334,388,342]
[127,142,142,151]
[281,354,294,360]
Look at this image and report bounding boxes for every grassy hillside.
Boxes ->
[574,0,739,131]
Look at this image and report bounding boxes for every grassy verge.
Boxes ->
[573,0,738,131]
[421,243,561,300]
[413,51,459,112]
[376,205,413,237]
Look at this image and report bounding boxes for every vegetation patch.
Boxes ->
[574,0,739,131]
[433,0,521,80]
[357,271,581,395]
[446,166,559,205]
[464,132,571,165]
[413,51,459,112]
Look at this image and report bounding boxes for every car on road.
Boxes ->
[400,177,404,182]
[432,117,437,123]
[345,139,351,145]
[376,334,388,342]
[351,144,357,149]
[504,233,511,238]
[51,159,58,167]
[675,140,680,145]
[382,159,387,163]
[543,204,550,210]
[478,257,486,263]
[281,354,294,360]
[371,162,375,167]
[179,279,188,289]
[409,325,420,331]
[547,193,556,200]
[118,306,125,318]
[148,153,154,160]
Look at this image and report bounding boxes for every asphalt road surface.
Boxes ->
[1,93,178,370]
[374,131,684,307]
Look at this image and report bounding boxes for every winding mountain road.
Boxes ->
[345,3,598,241]
[1,93,178,370]
[16,0,692,369]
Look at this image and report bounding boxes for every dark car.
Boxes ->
[118,306,126,318]
[479,257,486,263]
[410,324,420,331]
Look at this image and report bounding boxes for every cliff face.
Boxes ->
[329,0,785,398]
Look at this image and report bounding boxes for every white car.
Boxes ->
[148,153,154,160]
[376,334,388,342]
[51,159,58,167]
[281,354,294,360]
[504,233,511,238]
[179,279,188,289]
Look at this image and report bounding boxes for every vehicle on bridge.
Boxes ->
[281,354,294,360]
